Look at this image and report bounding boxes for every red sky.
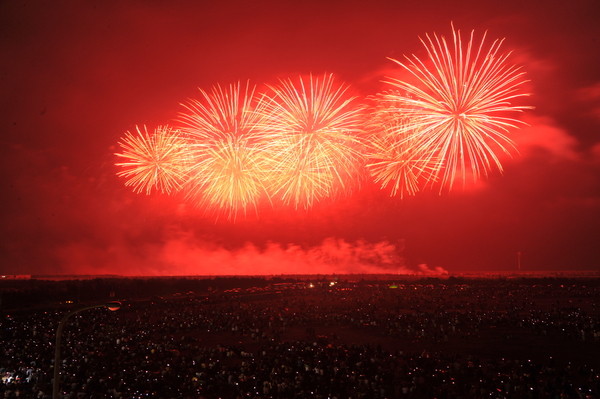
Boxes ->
[1,0,599,275]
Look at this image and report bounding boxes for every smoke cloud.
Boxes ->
[54,233,448,276]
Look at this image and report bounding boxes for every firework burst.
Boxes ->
[115,125,191,195]
[365,94,441,198]
[259,74,365,209]
[179,82,270,218]
[384,24,531,190]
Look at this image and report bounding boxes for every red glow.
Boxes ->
[4,1,599,276]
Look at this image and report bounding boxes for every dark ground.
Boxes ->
[1,275,599,398]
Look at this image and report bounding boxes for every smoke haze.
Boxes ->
[53,233,448,276]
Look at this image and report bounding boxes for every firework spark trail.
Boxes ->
[115,125,191,195]
[384,24,531,190]
[178,82,270,218]
[258,74,365,209]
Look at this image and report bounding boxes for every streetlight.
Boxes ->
[53,301,121,399]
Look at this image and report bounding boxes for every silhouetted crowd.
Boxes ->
[1,277,599,398]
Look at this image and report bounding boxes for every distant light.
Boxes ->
[107,301,121,312]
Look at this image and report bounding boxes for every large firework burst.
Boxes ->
[115,125,191,195]
[384,25,531,190]
[259,74,365,209]
[179,82,270,218]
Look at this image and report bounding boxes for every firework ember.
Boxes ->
[115,125,191,195]
[259,74,365,209]
[383,25,531,190]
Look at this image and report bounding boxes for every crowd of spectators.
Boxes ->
[1,277,599,398]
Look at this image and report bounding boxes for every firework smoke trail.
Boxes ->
[365,94,442,198]
[179,82,270,218]
[259,74,365,209]
[115,125,191,195]
[384,25,531,190]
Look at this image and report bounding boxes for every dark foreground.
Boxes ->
[1,276,599,398]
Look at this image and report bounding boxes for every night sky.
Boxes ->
[1,0,599,276]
